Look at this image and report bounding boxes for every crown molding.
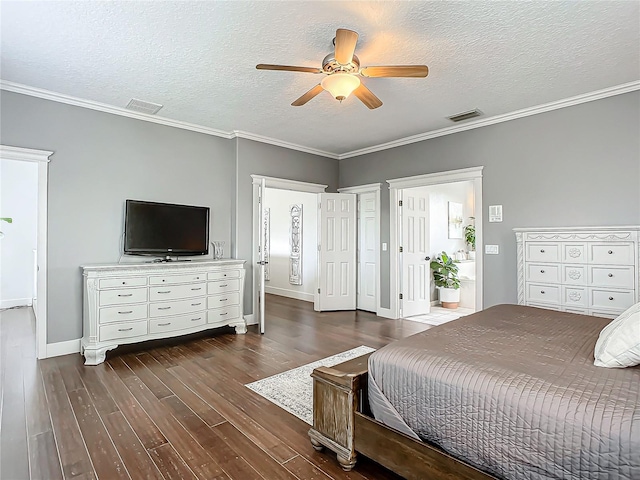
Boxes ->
[250,174,327,193]
[0,144,53,162]
[2,79,638,162]
[338,80,640,160]
[232,130,338,159]
[387,166,483,189]
[0,80,236,138]
[338,182,382,194]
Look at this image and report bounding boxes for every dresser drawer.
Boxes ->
[589,243,634,265]
[149,273,208,285]
[208,292,240,309]
[207,278,240,295]
[589,266,635,289]
[208,270,241,281]
[150,297,206,317]
[527,283,560,305]
[99,320,148,342]
[149,312,206,334]
[561,243,586,264]
[526,243,560,263]
[99,287,148,306]
[207,305,240,325]
[149,282,206,301]
[590,288,635,311]
[99,277,147,289]
[562,265,587,285]
[562,286,588,307]
[99,304,148,324]
[526,264,560,284]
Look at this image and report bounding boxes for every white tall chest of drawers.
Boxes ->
[514,226,640,318]
[81,260,246,365]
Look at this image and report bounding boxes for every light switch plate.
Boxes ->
[382,242,388,251]
[485,244,499,255]
[489,205,503,222]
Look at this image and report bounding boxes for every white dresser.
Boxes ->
[514,226,639,318]
[81,260,246,365]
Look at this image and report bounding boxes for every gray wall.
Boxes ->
[339,91,640,308]
[235,138,339,314]
[0,91,236,343]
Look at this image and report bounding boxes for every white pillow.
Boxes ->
[594,302,640,368]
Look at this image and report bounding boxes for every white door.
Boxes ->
[357,192,377,312]
[401,189,431,317]
[257,178,267,333]
[316,193,356,311]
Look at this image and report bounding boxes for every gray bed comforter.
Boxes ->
[368,304,640,480]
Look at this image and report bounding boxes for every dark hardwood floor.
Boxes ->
[0,295,432,480]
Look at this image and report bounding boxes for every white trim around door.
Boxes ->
[250,175,327,326]
[338,183,381,315]
[387,166,484,319]
[0,145,53,359]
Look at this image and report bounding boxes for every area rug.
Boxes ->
[245,345,375,425]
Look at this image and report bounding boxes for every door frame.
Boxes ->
[388,166,484,319]
[250,174,327,326]
[0,145,52,359]
[338,183,381,315]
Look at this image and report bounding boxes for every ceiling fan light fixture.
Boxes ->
[321,73,361,102]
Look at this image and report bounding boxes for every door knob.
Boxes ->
[425,256,431,261]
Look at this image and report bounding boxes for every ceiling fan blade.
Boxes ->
[291,84,325,106]
[334,29,358,65]
[353,84,382,109]
[256,64,322,74]
[360,65,429,78]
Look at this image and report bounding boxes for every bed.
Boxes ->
[309,305,640,480]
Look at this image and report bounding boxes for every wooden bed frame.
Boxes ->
[309,353,497,480]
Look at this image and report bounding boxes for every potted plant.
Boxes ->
[430,251,460,309]
[0,217,11,239]
[464,218,476,259]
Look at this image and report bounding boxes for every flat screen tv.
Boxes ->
[124,200,209,257]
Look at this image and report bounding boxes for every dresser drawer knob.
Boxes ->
[540,270,545,273]
[191,302,202,306]
[608,273,613,277]
[608,250,613,254]
[220,298,228,302]
[609,296,614,301]
[118,327,133,332]
[118,293,133,297]
[219,284,228,287]
[541,290,545,294]
[118,311,133,315]
[540,249,545,253]
[158,306,171,311]
[220,312,228,316]
[158,290,171,294]
[191,287,202,291]
[191,317,202,322]
[158,322,171,327]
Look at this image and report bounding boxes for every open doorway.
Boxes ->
[0,146,51,359]
[388,167,484,323]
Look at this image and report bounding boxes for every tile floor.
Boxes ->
[405,305,476,326]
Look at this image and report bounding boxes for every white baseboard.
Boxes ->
[1,298,33,309]
[47,338,81,358]
[264,286,314,303]
[377,307,397,319]
[244,313,257,325]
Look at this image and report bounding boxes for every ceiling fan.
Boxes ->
[256,28,429,109]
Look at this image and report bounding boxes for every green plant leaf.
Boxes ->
[0,217,12,224]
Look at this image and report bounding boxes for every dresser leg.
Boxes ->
[337,453,357,471]
[234,323,247,334]
[310,438,325,452]
[83,345,117,365]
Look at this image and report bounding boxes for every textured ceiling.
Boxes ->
[1,1,639,155]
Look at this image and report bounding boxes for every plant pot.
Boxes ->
[468,251,476,260]
[438,287,460,309]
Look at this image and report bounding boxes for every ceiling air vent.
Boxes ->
[448,109,483,123]
[125,98,163,115]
